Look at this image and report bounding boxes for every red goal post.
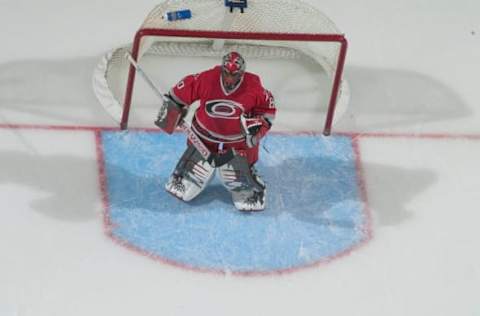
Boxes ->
[94,0,349,135]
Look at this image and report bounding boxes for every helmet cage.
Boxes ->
[221,52,245,93]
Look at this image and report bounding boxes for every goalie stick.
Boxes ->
[125,53,236,167]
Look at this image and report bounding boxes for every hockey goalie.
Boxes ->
[155,52,276,212]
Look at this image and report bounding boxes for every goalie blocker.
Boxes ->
[154,94,186,134]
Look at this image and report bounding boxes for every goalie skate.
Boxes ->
[165,174,187,199]
[218,155,267,211]
[232,189,266,212]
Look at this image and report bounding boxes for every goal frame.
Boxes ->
[120,28,348,136]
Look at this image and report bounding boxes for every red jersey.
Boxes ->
[169,66,276,163]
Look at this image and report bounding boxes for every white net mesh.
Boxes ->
[142,0,340,33]
[137,0,343,75]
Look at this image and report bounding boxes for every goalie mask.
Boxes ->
[221,52,245,94]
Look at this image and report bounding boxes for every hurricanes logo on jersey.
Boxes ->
[205,100,244,119]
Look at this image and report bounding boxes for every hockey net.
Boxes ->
[93,0,349,135]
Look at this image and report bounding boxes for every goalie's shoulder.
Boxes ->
[181,66,218,83]
[243,71,262,85]
[243,72,268,94]
[184,66,222,85]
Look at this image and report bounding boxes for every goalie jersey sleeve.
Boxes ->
[251,88,275,140]
[169,66,276,149]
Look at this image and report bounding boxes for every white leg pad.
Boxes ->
[218,156,267,211]
[165,145,215,202]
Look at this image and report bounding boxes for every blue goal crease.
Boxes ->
[100,131,368,273]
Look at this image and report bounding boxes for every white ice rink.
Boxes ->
[1,0,479,315]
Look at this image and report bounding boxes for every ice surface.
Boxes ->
[1,0,479,315]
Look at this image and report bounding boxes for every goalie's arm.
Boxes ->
[241,89,276,148]
[154,72,204,133]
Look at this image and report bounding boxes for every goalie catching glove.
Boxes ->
[154,94,187,134]
[240,115,271,148]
